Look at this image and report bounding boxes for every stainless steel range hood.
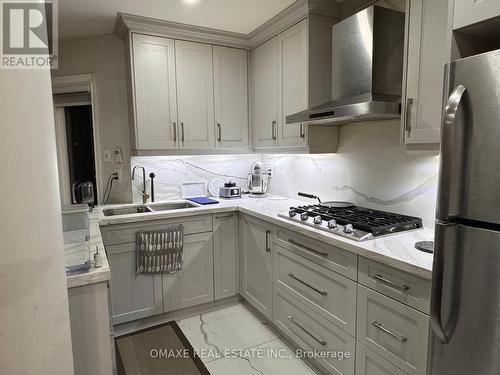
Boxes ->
[287,5,405,126]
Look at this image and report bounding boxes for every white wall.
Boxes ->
[52,33,132,203]
[0,69,74,373]
[131,121,440,228]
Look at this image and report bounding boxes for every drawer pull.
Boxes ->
[266,230,271,252]
[288,273,327,296]
[372,321,408,342]
[373,274,410,291]
[287,316,327,346]
[288,239,328,257]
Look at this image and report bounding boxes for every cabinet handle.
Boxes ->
[405,98,414,137]
[180,122,185,143]
[299,123,305,139]
[265,229,271,252]
[288,239,328,257]
[372,321,408,342]
[214,213,233,220]
[217,123,222,142]
[287,316,327,346]
[288,273,327,296]
[173,122,177,142]
[373,274,410,291]
[272,120,277,140]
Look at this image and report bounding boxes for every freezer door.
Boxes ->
[429,222,500,375]
[436,49,500,224]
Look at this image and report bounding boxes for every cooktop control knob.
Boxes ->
[300,212,309,221]
[288,209,297,217]
[343,224,355,234]
[327,219,338,229]
[313,215,322,224]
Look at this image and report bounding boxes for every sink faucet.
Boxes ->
[132,165,150,203]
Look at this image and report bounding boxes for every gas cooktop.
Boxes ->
[278,204,423,241]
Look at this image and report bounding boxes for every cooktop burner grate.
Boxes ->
[293,204,422,236]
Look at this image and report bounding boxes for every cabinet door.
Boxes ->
[453,0,500,30]
[356,342,407,375]
[213,46,249,149]
[163,232,214,312]
[239,215,273,319]
[251,37,278,148]
[277,19,308,147]
[68,283,113,375]
[213,213,238,300]
[107,243,163,324]
[403,0,450,144]
[175,41,215,149]
[132,34,178,149]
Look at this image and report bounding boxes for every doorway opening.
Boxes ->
[52,74,102,206]
[65,105,97,205]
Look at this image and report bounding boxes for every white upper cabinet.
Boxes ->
[402,0,450,145]
[213,46,249,149]
[251,37,279,148]
[175,40,215,149]
[453,0,500,30]
[132,34,178,150]
[277,19,308,147]
[251,19,309,150]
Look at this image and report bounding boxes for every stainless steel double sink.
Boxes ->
[102,201,198,217]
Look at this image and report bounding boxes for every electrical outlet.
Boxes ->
[265,166,274,177]
[113,169,122,183]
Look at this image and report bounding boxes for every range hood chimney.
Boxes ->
[287,5,405,126]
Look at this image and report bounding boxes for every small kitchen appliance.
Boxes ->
[72,181,95,205]
[219,181,241,198]
[247,162,269,197]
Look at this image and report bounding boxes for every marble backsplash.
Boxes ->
[131,122,440,228]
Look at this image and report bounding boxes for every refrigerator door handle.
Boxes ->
[430,223,460,344]
[436,84,467,220]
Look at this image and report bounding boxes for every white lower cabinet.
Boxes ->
[163,232,214,312]
[239,214,273,319]
[356,342,407,375]
[213,213,238,299]
[107,243,163,325]
[274,244,357,335]
[356,285,429,375]
[68,282,113,375]
[273,286,356,375]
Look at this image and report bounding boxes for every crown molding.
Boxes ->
[114,0,340,50]
[114,13,251,49]
[247,0,309,48]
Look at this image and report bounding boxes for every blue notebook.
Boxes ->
[187,196,219,205]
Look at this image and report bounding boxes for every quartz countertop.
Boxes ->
[94,196,434,279]
[66,218,111,289]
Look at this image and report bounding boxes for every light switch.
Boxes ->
[103,149,111,162]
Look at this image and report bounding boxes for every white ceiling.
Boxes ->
[58,0,299,40]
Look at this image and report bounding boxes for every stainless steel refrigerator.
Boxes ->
[428,49,500,374]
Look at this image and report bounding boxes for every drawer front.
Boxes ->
[358,258,431,314]
[274,244,356,335]
[274,286,355,375]
[100,215,213,246]
[273,227,357,280]
[356,341,407,375]
[356,285,428,375]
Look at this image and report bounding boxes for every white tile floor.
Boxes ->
[177,304,316,375]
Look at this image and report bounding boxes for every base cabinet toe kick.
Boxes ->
[101,213,431,375]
